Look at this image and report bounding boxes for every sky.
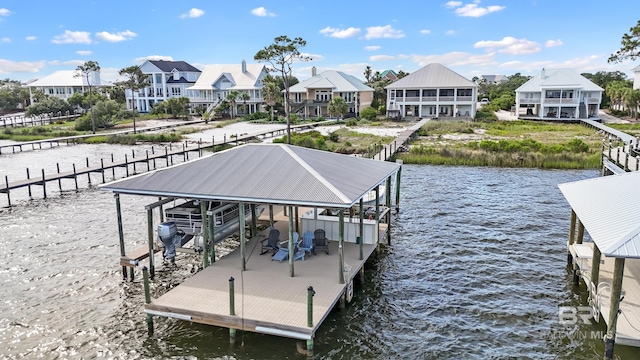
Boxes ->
[1,1,639,83]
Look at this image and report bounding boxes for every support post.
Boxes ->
[375,186,380,248]
[568,209,576,265]
[26,168,32,198]
[250,204,257,239]
[591,244,601,289]
[142,266,153,335]
[604,258,626,360]
[339,209,345,284]
[288,205,295,277]
[201,201,209,268]
[269,205,274,228]
[395,161,402,213]
[4,175,10,207]
[41,169,46,198]
[229,276,235,315]
[576,220,584,244]
[147,208,155,279]
[115,194,127,280]
[385,176,392,245]
[239,203,246,271]
[208,209,215,263]
[359,198,364,261]
[307,286,315,327]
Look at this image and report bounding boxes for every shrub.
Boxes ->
[360,107,378,121]
[74,114,93,131]
[328,131,339,142]
[474,107,498,122]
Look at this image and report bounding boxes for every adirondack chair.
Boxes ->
[313,229,329,255]
[272,232,305,262]
[260,228,280,255]
[300,231,314,256]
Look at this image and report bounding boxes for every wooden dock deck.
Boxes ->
[570,242,640,347]
[145,208,387,340]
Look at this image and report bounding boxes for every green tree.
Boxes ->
[25,97,72,117]
[606,80,631,111]
[163,96,190,120]
[93,99,126,128]
[328,97,348,120]
[240,91,250,115]
[582,71,629,108]
[226,90,239,118]
[255,35,310,144]
[609,20,640,63]
[364,65,372,83]
[118,65,150,133]
[262,79,280,121]
[75,60,100,133]
[397,70,409,79]
[106,84,126,104]
[360,106,378,121]
[215,100,230,118]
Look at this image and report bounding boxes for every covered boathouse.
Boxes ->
[100,143,402,354]
[560,171,640,359]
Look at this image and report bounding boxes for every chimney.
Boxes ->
[541,68,546,79]
[312,66,316,77]
[242,59,247,73]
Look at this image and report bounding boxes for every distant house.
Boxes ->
[25,70,109,105]
[384,63,477,119]
[515,68,603,119]
[479,74,507,84]
[129,60,202,113]
[187,60,268,116]
[380,70,398,82]
[288,67,374,118]
[633,64,640,90]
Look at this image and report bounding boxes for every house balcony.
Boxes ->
[543,98,578,104]
[438,96,455,101]
[586,98,600,104]
[520,98,541,104]
[456,96,473,101]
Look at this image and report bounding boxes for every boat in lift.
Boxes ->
[157,200,263,262]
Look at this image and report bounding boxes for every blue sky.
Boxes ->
[1,1,639,83]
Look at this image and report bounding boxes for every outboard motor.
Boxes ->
[157,222,186,263]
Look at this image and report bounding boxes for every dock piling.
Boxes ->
[73,164,78,191]
[142,266,154,335]
[56,163,62,191]
[5,175,11,207]
[26,168,32,198]
[41,169,46,199]
[229,277,235,315]
[86,158,91,185]
[307,286,315,327]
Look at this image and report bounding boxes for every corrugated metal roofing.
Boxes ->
[558,171,640,258]
[26,70,88,87]
[385,63,476,89]
[188,63,266,91]
[101,144,400,208]
[289,70,373,93]
[516,68,603,92]
[149,60,201,73]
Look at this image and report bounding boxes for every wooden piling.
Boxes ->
[125,154,129,177]
[229,277,235,315]
[73,164,78,191]
[359,198,364,261]
[307,286,315,327]
[115,194,127,280]
[568,210,577,265]
[207,209,216,263]
[590,244,601,288]
[604,258,626,360]
[395,161,402,212]
[26,168,32,198]
[56,163,62,191]
[142,266,154,335]
[101,159,105,183]
[41,169,46,198]
[5,175,11,207]
[288,205,294,277]
[339,209,345,284]
[385,177,392,245]
[201,201,209,268]
[239,203,246,271]
[111,154,115,179]
[147,208,155,278]
[86,158,91,185]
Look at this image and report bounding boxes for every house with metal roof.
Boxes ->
[479,74,507,84]
[186,60,268,117]
[24,69,109,105]
[288,68,374,119]
[384,63,478,120]
[129,60,202,113]
[515,68,602,120]
[380,70,398,82]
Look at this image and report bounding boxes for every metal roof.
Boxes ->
[100,144,400,208]
[516,68,603,92]
[289,70,373,93]
[385,63,476,89]
[188,63,266,91]
[558,171,640,258]
[148,60,201,73]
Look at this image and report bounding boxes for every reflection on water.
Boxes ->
[1,159,637,359]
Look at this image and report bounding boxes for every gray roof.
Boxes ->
[101,144,400,208]
[385,63,476,89]
[516,68,603,92]
[558,171,640,258]
[289,70,373,93]
[149,60,201,73]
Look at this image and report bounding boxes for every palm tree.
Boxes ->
[74,60,100,133]
[624,89,640,119]
[240,92,250,115]
[364,65,372,83]
[262,81,279,121]
[328,97,348,120]
[226,90,239,118]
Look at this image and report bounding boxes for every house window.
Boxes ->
[171,87,181,96]
[545,90,560,98]
[155,74,162,84]
[48,88,54,95]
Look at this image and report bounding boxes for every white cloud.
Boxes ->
[444,1,462,8]
[545,39,563,48]
[76,50,93,56]
[52,30,92,44]
[0,59,46,74]
[62,60,86,67]
[420,29,431,34]
[319,26,361,39]
[26,36,36,41]
[1,37,10,43]
[134,55,174,63]
[365,25,405,40]
[446,30,456,36]
[498,55,608,74]
[364,45,381,51]
[0,8,10,16]
[299,52,323,61]
[180,8,205,19]
[454,3,505,17]
[95,30,137,43]
[474,36,541,55]
[370,55,397,62]
[251,7,275,17]
[412,51,498,67]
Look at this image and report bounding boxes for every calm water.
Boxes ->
[0,144,635,359]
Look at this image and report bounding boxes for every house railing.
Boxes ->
[543,98,579,104]
[520,99,541,104]
[439,96,455,101]
[456,96,473,101]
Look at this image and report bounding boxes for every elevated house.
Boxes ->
[385,63,477,119]
[187,60,268,116]
[128,60,202,113]
[515,68,602,120]
[25,70,109,106]
[288,68,374,119]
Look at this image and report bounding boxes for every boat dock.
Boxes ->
[145,207,387,342]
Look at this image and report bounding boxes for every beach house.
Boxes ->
[25,70,108,105]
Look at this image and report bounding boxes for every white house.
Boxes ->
[385,63,477,119]
[633,64,640,90]
[288,68,374,118]
[515,68,603,119]
[24,70,106,104]
[187,60,267,116]
[479,74,507,84]
[129,60,202,113]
